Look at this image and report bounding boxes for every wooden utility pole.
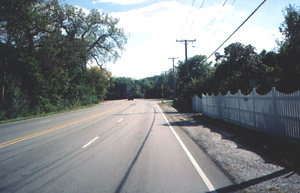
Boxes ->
[168,57,178,101]
[176,39,196,77]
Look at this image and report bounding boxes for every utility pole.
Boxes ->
[168,57,178,101]
[161,83,164,103]
[176,39,196,77]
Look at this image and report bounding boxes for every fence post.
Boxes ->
[200,95,203,113]
[252,89,256,130]
[272,87,279,138]
[192,95,195,112]
[238,90,241,125]
[197,95,200,112]
[196,95,199,112]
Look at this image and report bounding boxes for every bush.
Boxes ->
[1,75,30,120]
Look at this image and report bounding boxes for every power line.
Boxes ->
[190,0,205,28]
[209,0,237,36]
[184,0,196,25]
[204,0,228,31]
[220,0,237,23]
[205,0,267,61]
[179,0,197,38]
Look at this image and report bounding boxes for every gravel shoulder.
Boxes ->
[159,102,300,193]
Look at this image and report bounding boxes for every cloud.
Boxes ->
[75,6,91,15]
[108,1,188,78]
[105,1,282,78]
[92,0,146,5]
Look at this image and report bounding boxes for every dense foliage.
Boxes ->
[1,2,299,119]
[106,74,173,100]
[0,0,127,120]
[277,4,300,92]
[175,4,300,103]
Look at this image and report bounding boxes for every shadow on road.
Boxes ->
[114,106,157,193]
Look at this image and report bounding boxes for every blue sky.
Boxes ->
[59,0,300,79]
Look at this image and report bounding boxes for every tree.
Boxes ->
[214,42,268,94]
[176,55,213,98]
[55,5,128,69]
[0,0,53,114]
[86,66,111,101]
[260,50,281,89]
[0,0,56,52]
[173,55,213,111]
[0,0,127,119]
[106,77,131,100]
[277,4,300,93]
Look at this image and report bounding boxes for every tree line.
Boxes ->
[1,3,300,120]
[104,74,172,100]
[0,0,127,120]
[162,4,300,110]
[107,4,300,110]
[177,5,300,96]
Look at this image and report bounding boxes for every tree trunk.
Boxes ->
[1,71,6,104]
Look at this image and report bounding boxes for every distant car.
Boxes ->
[128,96,134,101]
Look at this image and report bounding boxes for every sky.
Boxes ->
[60,0,300,79]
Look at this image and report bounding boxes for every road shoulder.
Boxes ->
[158,103,235,192]
[159,102,300,193]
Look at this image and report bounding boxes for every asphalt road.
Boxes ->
[0,99,233,193]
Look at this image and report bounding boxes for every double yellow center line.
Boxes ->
[0,105,122,148]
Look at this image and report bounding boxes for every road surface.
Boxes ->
[0,99,233,193]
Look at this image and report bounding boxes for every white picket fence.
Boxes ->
[192,87,300,144]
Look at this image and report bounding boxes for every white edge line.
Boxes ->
[82,136,99,149]
[157,104,217,193]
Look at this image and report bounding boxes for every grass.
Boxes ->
[0,102,102,124]
[164,100,174,106]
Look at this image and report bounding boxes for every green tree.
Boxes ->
[0,0,52,115]
[177,55,213,98]
[106,77,134,100]
[277,4,300,93]
[86,66,111,101]
[136,73,173,99]
[0,0,127,119]
[214,42,268,94]
[260,50,281,89]
[55,5,128,69]
[175,55,213,111]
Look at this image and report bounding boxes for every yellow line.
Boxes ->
[0,105,123,148]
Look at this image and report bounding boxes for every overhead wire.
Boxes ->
[211,0,237,34]
[204,0,228,31]
[205,0,267,61]
[178,0,197,38]
[189,0,205,29]
[184,0,196,25]
[220,0,237,23]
